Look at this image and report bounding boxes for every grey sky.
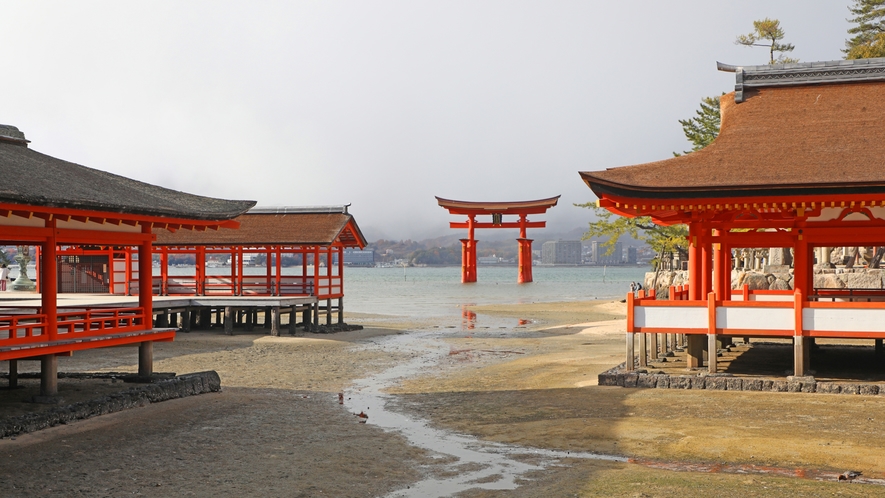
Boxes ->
[2,2,851,240]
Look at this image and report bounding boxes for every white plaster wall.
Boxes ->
[634,306,706,329]
[717,306,793,331]
[804,308,885,333]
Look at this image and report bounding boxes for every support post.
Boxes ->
[43,220,58,341]
[638,332,647,367]
[224,306,233,335]
[688,225,700,300]
[516,238,534,284]
[793,290,808,376]
[649,332,658,360]
[40,354,58,397]
[271,306,280,337]
[337,297,344,324]
[686,335,704,369]
[326,299,332,325]
[181,309,191,332]
[138,226,153,328]
[707,291,718,373]
[626,332,635,371]
[138,341,153,377]
[8,360,17,389]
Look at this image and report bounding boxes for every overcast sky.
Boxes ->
[2,2,852,240]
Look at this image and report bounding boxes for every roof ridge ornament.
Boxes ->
[0,124,29,146]
[717,57,885,103]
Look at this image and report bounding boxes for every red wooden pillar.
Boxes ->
[138,224,153,327]
[688,224,700,300]
[700,228,711,298]
[793,233,809,297]
[461,214,477,283]
[43,220,58,341]
[195,246,206,295]
[124,247,133,295]
[517,238,533,283]
[236,246,244,295]
[274,246,282,296]
[712,229,723,299]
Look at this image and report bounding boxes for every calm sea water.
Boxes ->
[343,265,649,317]
[170,264,648,320]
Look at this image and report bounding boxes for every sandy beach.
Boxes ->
[1,300,884,497]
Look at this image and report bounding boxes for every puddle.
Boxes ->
[343,329,626,497]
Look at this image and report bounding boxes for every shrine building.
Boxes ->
[148,206,367,331]
[0,124,255,397]
[580,57,885,377]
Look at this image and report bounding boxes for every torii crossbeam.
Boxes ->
[436,196,560,283]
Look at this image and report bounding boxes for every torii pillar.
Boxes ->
[436,196,560,284]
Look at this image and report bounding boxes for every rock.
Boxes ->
[670,376,691,389]
[816,382,840,394]
[637,374,657,388]
[743,273,771,291]
[726,378,743,391]
[814,273,846,289]
[840,384,860,395]
[769,278,792,290]
[844,271,884,289]
[705,377,727,390]
[743,379,762,391]
[655,376,670,388]
[623,373,639,388]
[689,377,706,389]
[859,384,879,396]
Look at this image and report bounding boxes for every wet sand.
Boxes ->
[1,301,884,496]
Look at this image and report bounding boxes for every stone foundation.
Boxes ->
[598,364,883,396]
[0,370,222,438]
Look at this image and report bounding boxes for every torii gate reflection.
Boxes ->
[436,196,560,283]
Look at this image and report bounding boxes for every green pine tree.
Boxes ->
[845,0,885,59]
[674,95,721,156]
[735,18,798,64]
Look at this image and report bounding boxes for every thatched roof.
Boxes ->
[580,58,885,200]
[153,207,366,248]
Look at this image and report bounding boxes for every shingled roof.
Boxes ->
[0,126,255,220]
[580,58,885,200]
[153,207,367,248]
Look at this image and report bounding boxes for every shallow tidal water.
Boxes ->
[343,326,627,498]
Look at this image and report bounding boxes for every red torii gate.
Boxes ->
[436,196,560,283]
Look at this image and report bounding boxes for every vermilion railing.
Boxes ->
[152,275,340,299]
[0,306,147,349]
[0,312,47,347]
[57,307,145,336]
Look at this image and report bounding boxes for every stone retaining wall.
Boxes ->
[598,364,882,396]
[0,370,222,438]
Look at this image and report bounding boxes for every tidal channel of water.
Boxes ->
[342,327,627,497]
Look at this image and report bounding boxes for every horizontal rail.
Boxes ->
[629,290,885,339]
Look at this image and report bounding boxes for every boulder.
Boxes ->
[844,271,884,289]
[814,273,846,289]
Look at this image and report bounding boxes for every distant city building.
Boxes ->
[593,241,623,265]
[627,246,637,265]
[343,248,375,267]
[541,240,582,265]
